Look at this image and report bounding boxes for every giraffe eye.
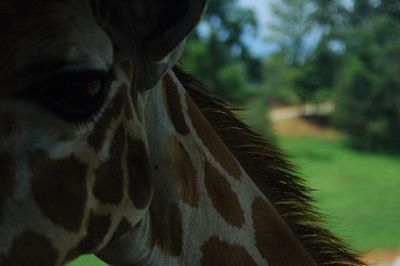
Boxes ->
[28,70,114,121]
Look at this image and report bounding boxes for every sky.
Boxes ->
[238,0,276,56]
[237,0,355,57]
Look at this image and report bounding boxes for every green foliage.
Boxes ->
[279,135,400,250]
[333,16,400,152]
[263,53,301,105]
[218,63,247,102]
[183,35,250,103]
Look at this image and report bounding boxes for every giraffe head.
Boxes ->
[0,0,206,265]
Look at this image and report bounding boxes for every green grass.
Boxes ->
[278,134,400,251]
[68,255,107,266]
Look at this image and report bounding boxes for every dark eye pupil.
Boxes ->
[86,80,102,98]
[52,79,104,110]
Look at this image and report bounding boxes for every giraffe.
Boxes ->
[0,0,365,265]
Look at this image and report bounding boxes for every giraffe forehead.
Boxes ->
[0,0,113,83]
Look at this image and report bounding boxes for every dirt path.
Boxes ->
[270,102,338,137]
[272,117,339,137]
[270,102,334,122]
[363,248,400,265]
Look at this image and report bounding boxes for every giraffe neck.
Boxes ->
[97,70,317,266]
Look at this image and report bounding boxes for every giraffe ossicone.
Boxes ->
[0,1,364,265]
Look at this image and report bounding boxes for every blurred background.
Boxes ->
[70,0,400,265]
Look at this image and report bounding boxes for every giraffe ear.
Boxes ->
[134,0,207,60]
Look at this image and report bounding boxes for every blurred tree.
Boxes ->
[310,0,400,151]
[310,0,348,27]
[182,0,261,103]
[263,53,301,105]
[334,15,400,151]
[268,0,315,66]
[264,0,323,104]
[266,0,400,151]
[294,36,344,104]
[379,0,400,20]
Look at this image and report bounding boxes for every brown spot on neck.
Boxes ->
[0,153,16,212]
[93,122,126,205]
[127,138,152,209]
[79,212,112,254]
[169,135,199,207]
[186,93,241,180]
[121,61,135,81]
[1,231,58,266]
[204,161,245,228]
[252,197,316,266]
[88,86,128,152]
[125,98,135,121]
[163,74,190,135]
[150,203,183,257]
[200,237,257,266]
[29,150,88,232]
[109,217,132,243]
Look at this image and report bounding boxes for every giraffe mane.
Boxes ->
[173,66,365,266]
